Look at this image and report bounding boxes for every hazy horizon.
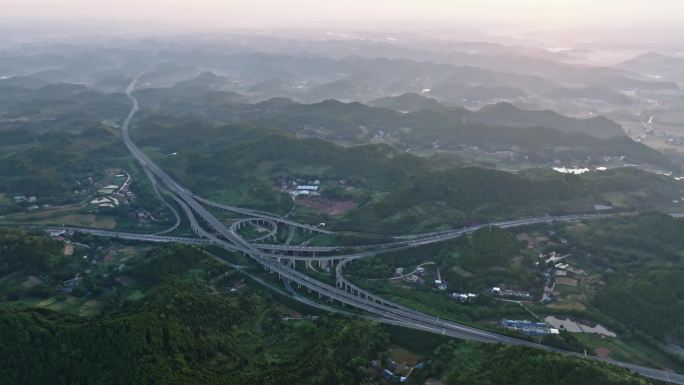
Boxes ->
[4,0,684,36]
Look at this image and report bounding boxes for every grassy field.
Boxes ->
[0,239,159,319]
[1,294,106,316]
[1,207,118,229]
[575,333,684,371]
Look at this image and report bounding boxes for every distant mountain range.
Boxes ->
[121,49,680,106]
[469,101,623,138]
[132,84,671,169]
[620,52,684,82]
[370,93,624,138]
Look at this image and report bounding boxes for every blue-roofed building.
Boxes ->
[501,319,559,336]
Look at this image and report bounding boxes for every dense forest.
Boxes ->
[341,166,681,233]
[0,282,652,385]
[0,282,388,385]
[0,235,654,384]
[418,342,651,385]
[455,225,521,271]
[0,241,389,385]
[0,228,62,275]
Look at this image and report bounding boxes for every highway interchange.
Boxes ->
[55,78,684,384]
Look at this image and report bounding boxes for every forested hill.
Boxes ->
[336,166,683,233]
[470,101,624,138]
[0,239,653,385]
[128,115,683,233]
[560,213,684,345]
[132,87,672,169]
[0,283,387,385]
[0,242,389,385]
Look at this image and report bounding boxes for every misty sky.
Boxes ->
[4,0,684,32]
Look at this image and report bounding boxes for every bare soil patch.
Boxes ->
[556,277,579,286]
[596,346,611,359]
[295,196,357,215]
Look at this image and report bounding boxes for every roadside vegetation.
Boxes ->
[343,213,684,371]
[0,230,656,384]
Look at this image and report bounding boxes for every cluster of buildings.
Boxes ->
[404,274,425,285]
[450,292,478,303]
[539,251,587,302]
[394,265,452,291]
[13,195,49,211]
[90,196,119,208]
[543,251,566,264]
[501,319,560,336]
[542,269,554,302]
[13,195,36,203]
[395,266,427,285]
[491,286,531,299]
[370,357,424,383]
[12,170,134,213]
[97,184,120,195]
[555,262,585,277]
[90,171,133,209]
[282,178,321,197]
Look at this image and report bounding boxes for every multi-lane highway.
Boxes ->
[108,78,684,384]
[47,212,613,261]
